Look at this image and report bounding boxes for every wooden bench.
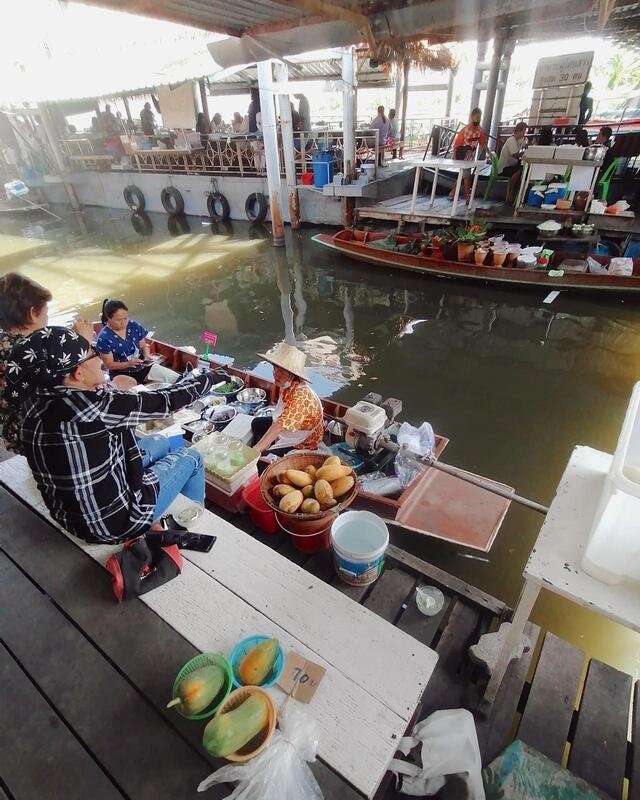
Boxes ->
[0,456,437,799]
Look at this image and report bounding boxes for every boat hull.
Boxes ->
[312,230,640,293]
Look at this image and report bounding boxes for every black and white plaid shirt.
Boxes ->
[21,372,215,543]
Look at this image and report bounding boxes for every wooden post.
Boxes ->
[445,68,456,120]
[257,59,285,247]
[275,61,300,229]
[122,95,133,127]
[394,62,404,120]
[470,39,489,114]
[38,104,81,210]
[399,59,410,158]
[199,78,210,121]
[482,37,504,143]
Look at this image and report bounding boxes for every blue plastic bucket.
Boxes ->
[331,511,389,587]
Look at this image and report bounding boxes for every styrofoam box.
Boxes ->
[554,145,585,160]
[526,145,556,159]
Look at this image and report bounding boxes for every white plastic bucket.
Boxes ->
[331,511,389,586]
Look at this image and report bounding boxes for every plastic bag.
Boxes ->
[197,703,324,800]
[389,709,485,799]
[394,422,435,488]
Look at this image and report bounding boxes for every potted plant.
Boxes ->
[453,221,490,262]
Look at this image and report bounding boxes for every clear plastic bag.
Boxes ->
[197,703,324,800]
[394,422,435,488]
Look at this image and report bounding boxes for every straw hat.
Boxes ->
[257,342,307,381]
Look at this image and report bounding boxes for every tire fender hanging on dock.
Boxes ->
[123,185,145,213]
[245,192,268,223]
[161,186,185,215]
[207,191,231,221]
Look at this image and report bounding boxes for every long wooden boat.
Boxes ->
[313,228,640,293]
[144,335,513,551]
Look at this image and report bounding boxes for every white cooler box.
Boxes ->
[582,381,640,584]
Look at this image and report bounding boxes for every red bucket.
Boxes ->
[276,512,334,553]
[242,477,278,534]
[301,172,314,186]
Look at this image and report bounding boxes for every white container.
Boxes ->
[582,382,640,584]
[554,145,585,161]
[331,511,389,586]
[343,401,387,436]
[526,145,556,159]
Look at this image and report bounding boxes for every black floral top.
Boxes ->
[0,330,25,453]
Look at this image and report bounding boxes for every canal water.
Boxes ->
[2,205,640,677]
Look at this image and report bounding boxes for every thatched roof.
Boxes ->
[368,39,458,72]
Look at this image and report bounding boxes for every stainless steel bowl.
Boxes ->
[203,405,238,430]
[236,387,267,411]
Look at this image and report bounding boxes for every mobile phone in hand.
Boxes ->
[180,532,217,553]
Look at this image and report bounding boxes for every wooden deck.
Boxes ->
[356,194,522,228]
[2,473,640,799]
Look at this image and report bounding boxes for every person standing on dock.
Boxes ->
[371,106,390,166]
[140,102,156,136]
[5,327,219,545]
[388,108,399,160]
[295,93,311,131]
[450,107,491,204]
[578,81,594,126]
[498,121,528,203]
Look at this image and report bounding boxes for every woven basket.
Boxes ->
[260,451,357,521]
[211,686,277,762]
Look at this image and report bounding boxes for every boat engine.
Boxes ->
[343,393,402,455]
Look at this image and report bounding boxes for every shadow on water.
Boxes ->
[2,204,640,673]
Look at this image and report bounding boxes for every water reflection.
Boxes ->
[1,206,640,673]
[130,212,153,237]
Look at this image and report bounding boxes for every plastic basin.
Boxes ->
[229,635,285,688]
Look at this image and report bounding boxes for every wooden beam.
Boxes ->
[245,13,326,36]
[276,0,369,28]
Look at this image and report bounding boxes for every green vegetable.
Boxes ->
[217,382,238,394]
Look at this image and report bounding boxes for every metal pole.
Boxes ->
[470,39,489,114]
[122,95,133,127]
[394,62,404,120]
[342,46,357,181]
[490,39,515,145]
[275,61,300,228]
[399,58,410,158]
[198,78,210,121]
[482,37,504,141]
[257,59,285,247]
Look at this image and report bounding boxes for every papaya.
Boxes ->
[167,664,225,715]
[238,638,279,686]
[203,693,269,757]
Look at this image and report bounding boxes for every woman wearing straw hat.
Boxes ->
[252,342,323,453]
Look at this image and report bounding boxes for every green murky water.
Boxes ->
[2,205,640,677]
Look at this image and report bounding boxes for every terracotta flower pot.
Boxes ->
[474,249,488,265]
[457,242,474,262]
[492,250,507,267]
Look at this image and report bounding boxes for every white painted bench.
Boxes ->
[0,456,437,798]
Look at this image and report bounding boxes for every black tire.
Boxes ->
[245,192,268,223]
[123,184,145,212]
[167,214,190,237]
[130,212,153,237]
[207,191,231,221]
[161,186,185,215]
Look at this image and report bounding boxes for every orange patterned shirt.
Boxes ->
[279,380,324,449]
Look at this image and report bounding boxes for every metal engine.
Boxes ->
[343,392,402,455]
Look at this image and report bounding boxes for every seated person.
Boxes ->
[450,107,491,203]
[597,125,615,174]
[5,327,218,544]
[498,122,528,203]
[575,128,590,147]
[251,342,323,453]
[538,127,554,146]
[96,298,177,384]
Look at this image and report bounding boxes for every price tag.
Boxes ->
[201,331,218,346]
[277,651,325,703]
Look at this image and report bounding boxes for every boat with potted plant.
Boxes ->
[312,224,640,293]
[133,333,518,551]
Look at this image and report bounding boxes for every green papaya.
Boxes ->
[203,693,269,757]
[167,664,225,715]
[238,638,279,686]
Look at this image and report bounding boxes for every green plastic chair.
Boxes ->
[597,157,621,204]
[483,154,506,199]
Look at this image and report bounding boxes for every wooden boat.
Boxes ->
[144,335,513,551]
[313,228,640,293]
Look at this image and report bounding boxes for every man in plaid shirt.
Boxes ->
[5,326,218,544]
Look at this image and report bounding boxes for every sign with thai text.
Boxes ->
[533,52,594,89]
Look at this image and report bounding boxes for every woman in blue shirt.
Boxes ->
[95,299,152,383]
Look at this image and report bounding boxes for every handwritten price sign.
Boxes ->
[277,652,326,703]
[201,331,218,347]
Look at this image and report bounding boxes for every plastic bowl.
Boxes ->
[229,635,285,688]
[208,686,277,762]
[170,652,233,720]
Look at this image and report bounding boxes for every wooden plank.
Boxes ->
[332,575,371,604]
[397,589,453,648]
[276,537,310,566]
[0,477,433,800]
[568,659,632,799]
[304,549,336,582]
[517,632,585,763]
[0,553,215,800]
[475,622,540,765]
[311,761,362,800]
[364,567,416,624]
[0,644,123,800]
[629,681,640,800]
[386,544,506,616]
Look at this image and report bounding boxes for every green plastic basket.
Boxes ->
[170,652,233,720]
